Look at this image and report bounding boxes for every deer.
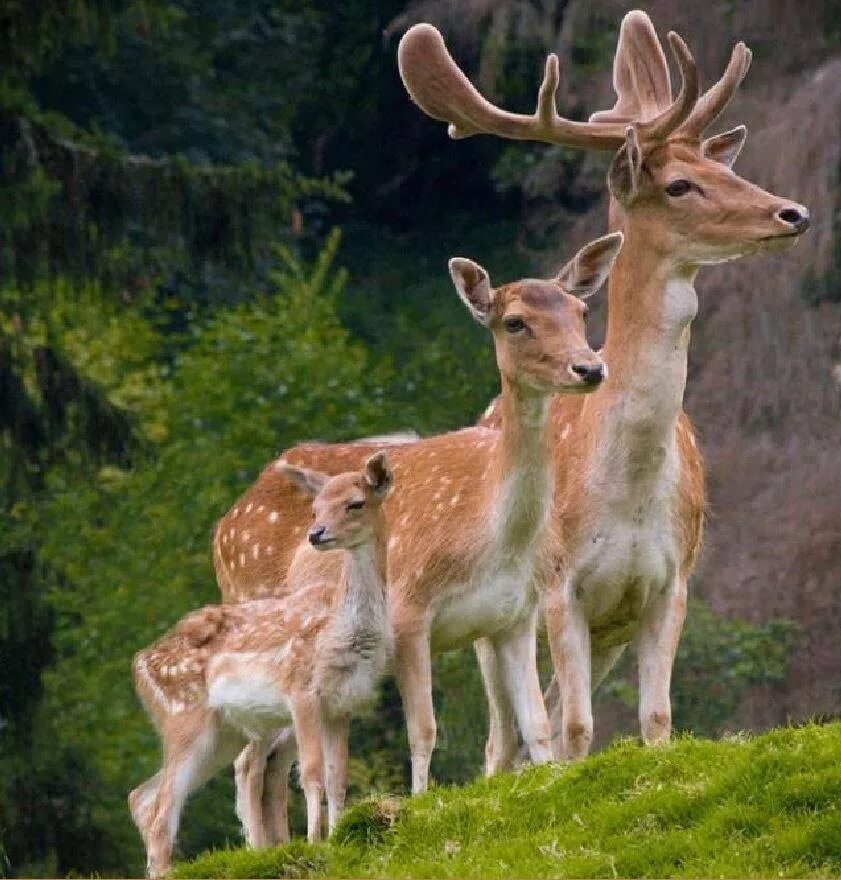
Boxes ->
[212,232,624,795]
[396,11,810,766]
[129,453,394,878]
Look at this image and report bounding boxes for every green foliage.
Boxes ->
[175,721,841,879]
[17,232,390,874]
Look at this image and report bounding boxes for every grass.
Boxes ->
[173,721,841,878]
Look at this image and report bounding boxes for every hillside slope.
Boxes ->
[174,721,841,879]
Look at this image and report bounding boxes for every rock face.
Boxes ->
[546,0,841,727]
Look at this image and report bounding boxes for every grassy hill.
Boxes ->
[173,721,840,878]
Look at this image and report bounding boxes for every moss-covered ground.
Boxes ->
[173,721,841,878]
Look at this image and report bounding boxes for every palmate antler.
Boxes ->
[397,20,697,150]
[397,11,751,151]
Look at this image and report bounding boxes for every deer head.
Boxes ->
[278,453,393,550]
[398,12,809,267]
[450,232,623,394]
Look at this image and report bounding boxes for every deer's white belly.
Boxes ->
[431,563,538,650]
[207,652,292,736]
[571,510,677,646]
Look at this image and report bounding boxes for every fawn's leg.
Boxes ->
[263,728,296,845]
[393,619,436,794]
[322,714,350,834]
[292,696,324,843]
[637,575,687,745]
[544,584,593,760]
[145,714,231,878]
[234,740,270,848]
[494,606,552,766]
[475,636,519,775]
[128,771,162,846]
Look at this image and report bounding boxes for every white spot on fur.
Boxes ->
[561,424,571,441]
[269,511,279,523]
[267,545,274,555]
[246,503,253,513]
[252,544,260,559]
[239,552,246,566]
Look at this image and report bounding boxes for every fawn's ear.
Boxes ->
[557,231,624,299]
[608,125,643,203]
[702,125,747,168]
[449,257,494,325]
[364,452,393,498]
[276,463,329,498]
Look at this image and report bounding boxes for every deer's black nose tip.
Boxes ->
[777,206,810,233]
[308,526,327,546]
[571,363,604,386]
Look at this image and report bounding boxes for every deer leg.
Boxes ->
[322,714,350,834]
[145,715,231,879]
[292,697,324,843]
[544,586,593,761]
[393,622,436,794]
[494,607,552,767]
[234,740,270,848]
[637,575,687,745]
[129,771,162,847]
[474,636,518,775]
[543,643,626,745]
[262,728,296,845]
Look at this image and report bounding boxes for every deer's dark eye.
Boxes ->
[665,179,692,197]
[346,500,364,511]
[503,316,526,333]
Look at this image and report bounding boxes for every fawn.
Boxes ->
[129,453,393,877]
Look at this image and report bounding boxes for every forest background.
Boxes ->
[0,0,838,875]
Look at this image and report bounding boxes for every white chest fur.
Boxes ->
[569,278,696,642]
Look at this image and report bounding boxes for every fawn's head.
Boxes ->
[279,453,393,550]
[449,232,623,394]
[399,11,809,270]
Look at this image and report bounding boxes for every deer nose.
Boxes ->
[776,204,810,233]
[570,362,605,386]
[308,526,328,546]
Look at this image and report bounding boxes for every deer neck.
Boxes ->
[338,521,388,629]
[490,376,554,552]
[587,214,698,492]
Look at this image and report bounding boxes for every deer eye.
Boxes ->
[346,500,364,511]
[503,316,526,333]
[665,179,692,197]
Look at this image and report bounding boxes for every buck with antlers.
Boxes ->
[129,453,393,877]
[212,233,623,794]
[398,12,809,765]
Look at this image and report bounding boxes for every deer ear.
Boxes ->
[276,463,329,498]
[364,452,393,498]
[449,258,494,325]
[608,126,643,203]
[557,232,624,299]
[702,125,747,168]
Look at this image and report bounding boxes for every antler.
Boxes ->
[590,9,673,124]
[398,23,697,151]
[680,41,752,138]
